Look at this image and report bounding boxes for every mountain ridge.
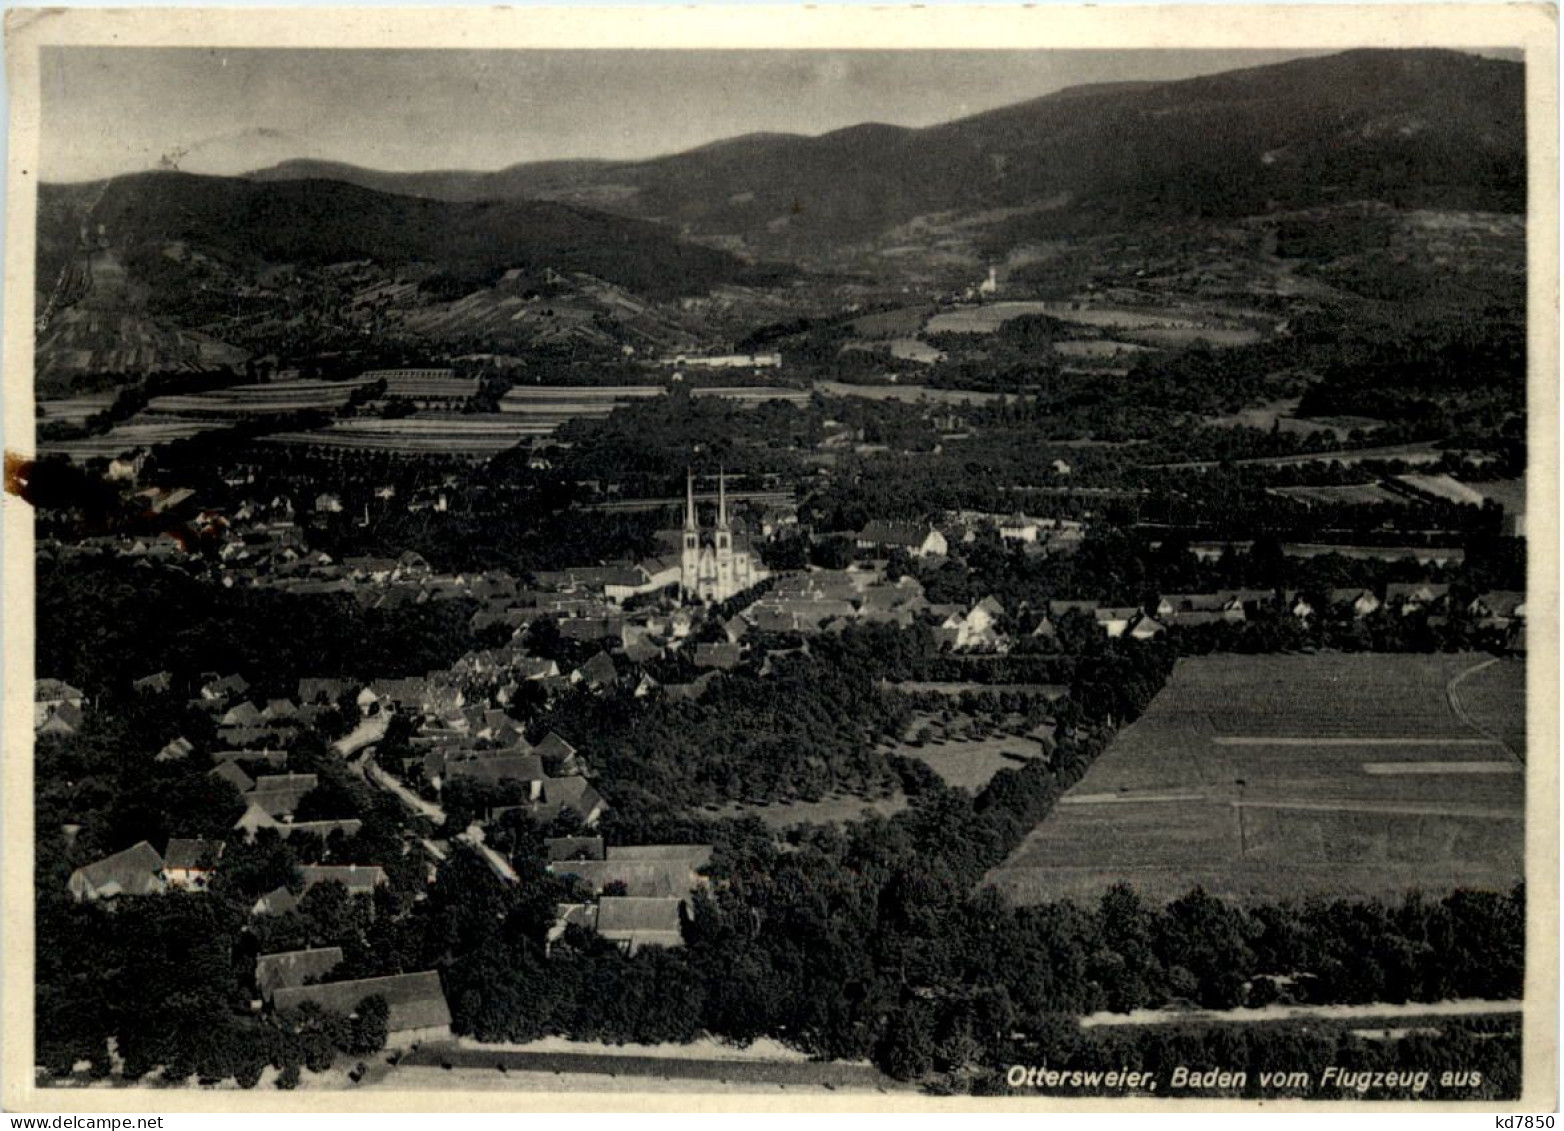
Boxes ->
[223,48,1523,269]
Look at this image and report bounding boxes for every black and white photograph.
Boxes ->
[1,4,1556,1113]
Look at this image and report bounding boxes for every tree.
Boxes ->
[345,994,390,1056]
[877,1005,937,1081]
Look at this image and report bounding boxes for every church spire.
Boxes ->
[718,466,729,530]
[685,467,697,532]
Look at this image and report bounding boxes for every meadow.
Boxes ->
[986,653,1525,904]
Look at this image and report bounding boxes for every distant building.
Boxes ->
[271,971,452,1045]
[163,838,224,890]
[68,841,165,902]
[255,946,345,1004]
[681,469,767,604]
[855,521,948,558]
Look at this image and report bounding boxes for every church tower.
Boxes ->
[681,468,700,601]
[714,467,734,597]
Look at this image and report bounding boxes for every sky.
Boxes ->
[39,46,1509,183]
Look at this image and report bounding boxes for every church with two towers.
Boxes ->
[681,468,767,604]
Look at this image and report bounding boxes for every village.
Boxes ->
[34,406,1530,1060]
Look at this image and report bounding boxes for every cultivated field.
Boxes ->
[1269,484,1403,506]
[1450,658,1527,761]
[925,300,1263,345]
[264,414,539,458]
[144,377,379,417]
[813,380,1009,406]
[36,414,235,461]
[986,653,1525,904]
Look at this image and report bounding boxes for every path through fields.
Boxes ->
[1447,656,1522,763]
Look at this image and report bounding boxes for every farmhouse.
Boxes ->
[855,520,948,558]
[210,760,256,793]
[443,754,545,797]
[595,896,687,954]
[164,838,224,890]
[546,836,605,862]
[1094,607,1142,638]
[255,946,345,1003]
[68,841,166,902]
[536,776,606,827]
[38,702,84,737]
[271,971,452,1044]
[1329,589,1383,618]
[299,864,388,897]
[35,678,86,729]
[549,844,712,898]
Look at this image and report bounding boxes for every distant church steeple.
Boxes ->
[679,466,765,605]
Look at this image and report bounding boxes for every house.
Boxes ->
[246,773,319,817]
[855,520,948,558]
[35,679,86,729]
[547,902,601,952]
[68,841,166,902]
[595,897,686,954]
[1386,583,1451,614]
[1127,614,1167,640]
[213,748,288,769]
[210,760,257,794]
[200,673,250,703]
[251,887,301,916]
[603,558,682,604]
[694,642,742,670]
[1156,593,1242,619]
[133,671,174,695]
[572,652,619,691]
[38,702,84,737]
[298,678,350,706]
[371,678,433,713]
[298,864,388,897]
[997,513,1042,544]
[1329,589,1382,618]
[1164,610,1234,629]
[534,731,578,771]
[514,658,561,682]
[216,725,278,749]
[221,701,264,727]
[271,971,451,1044]
[1472,591,1527,621]
[163,838,225,890]
[546,836,606,862]
[1094,607,1142,638]
[1049,600,1099,620]
[270,819,364,842]
[444,754,545,798]
[255,946,344,1004]
[261,699,299,723]
[943,596,1010,651]
[156,736,196,763]
[550,844,712,899]
[536,777,606,827]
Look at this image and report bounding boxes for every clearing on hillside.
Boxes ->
[986,653,1524,905]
